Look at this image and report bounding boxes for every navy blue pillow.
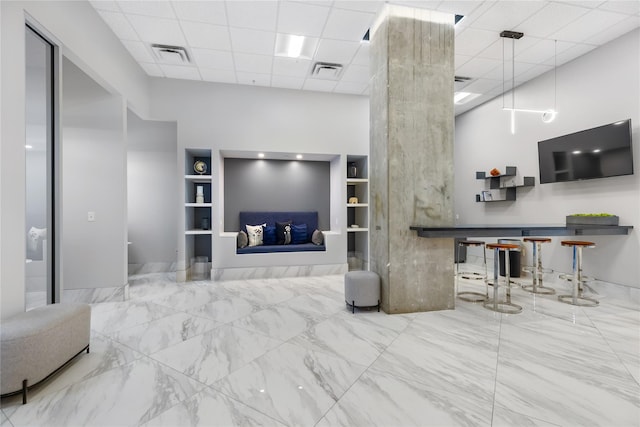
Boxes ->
[291,224,308,244]
[263,225,277,245]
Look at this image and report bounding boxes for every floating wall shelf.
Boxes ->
[475,166,535,202]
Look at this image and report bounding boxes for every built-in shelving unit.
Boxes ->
[346,156,369,270]
[475,166,534,202]
[184,149,212,280]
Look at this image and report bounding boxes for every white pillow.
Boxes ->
[246,224,265,247]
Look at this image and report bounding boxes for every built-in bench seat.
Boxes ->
[237,211,326,254]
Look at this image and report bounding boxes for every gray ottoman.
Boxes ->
[345,271,380,313]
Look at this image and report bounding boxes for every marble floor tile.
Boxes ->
[90,300,179,334]
[333,309,414,333]
[151,283,231,311]
[187,296,265,324]
[231,305,325,342]
[279,293,345,317]
[6,357,203,427]
[289,312,400,367]
[491,404,562,427]
[220,280,297,306]
[144,387,285,427]
[316,370,492,427]
[150,325,282,386]
[213,342,368,426]
[109,312,221,355]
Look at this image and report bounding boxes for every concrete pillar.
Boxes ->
[370,5,455,313]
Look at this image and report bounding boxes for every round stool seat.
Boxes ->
[344,271,380,313]
[459,240,485,247]
[523,237,551,243]
[486,243,520,250]
[561,240,595,247]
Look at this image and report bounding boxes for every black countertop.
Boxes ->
[409,224,634,238]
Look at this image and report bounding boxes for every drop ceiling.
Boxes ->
[90,0,640,115]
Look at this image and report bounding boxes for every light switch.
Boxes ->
[88,211,96,222]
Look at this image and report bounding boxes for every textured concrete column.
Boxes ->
[370,5,455,313]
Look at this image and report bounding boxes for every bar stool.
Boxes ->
[557,240,598,307]
[456,240,488,302]
[484,243,522,314]
[521,237,555,294]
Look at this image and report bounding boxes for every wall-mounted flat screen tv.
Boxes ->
[538,119,633,184]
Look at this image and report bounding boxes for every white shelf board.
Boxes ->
[185,174,212,182]
[346,203,368,207]
[346,178,368,184]
[347,227,369,232]
[185,229,213,235]
[185,203,212,207]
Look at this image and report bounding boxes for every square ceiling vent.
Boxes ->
[151,44,191,65]
[311,62,343,80]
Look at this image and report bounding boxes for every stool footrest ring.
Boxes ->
[458,272,486,280]
[557,295,599,307]
[483,300,523,314]
[457,291,487,303]
[521,284,556,295]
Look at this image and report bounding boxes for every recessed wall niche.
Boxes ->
[223,158,330,231]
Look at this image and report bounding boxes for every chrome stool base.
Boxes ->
[458,291,487,303]
[557,294,599,307]
[483,299,523,314]
[521,284,556,295]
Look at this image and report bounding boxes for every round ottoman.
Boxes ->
[344,270,380,313]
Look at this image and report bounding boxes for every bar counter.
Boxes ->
[410,224,633,238]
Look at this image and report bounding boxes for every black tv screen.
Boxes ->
[538,119,633,184]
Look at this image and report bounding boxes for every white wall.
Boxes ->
[455,29,640,288]
[127,111,178,269]
[149,79,369,276]
[1,0,148,319]
[62,58,127,291]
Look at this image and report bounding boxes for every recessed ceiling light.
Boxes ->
[572,150,582,154]
[592,149,601,153]
[296,154,303,159]
[258,153,265,158]
[454,91,480,105]
[275,34,317,59]
[25,145,33,149]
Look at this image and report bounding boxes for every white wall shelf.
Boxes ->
[185,203,212,208]
[185,229,213,235]
[347,203,368,207]
[346,155,369,271]
[347,227,369,232]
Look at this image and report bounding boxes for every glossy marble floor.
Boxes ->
[2,269,639,427]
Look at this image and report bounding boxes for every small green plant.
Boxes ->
[570,213,615,217]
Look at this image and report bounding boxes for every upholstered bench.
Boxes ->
[0,303,91,404]
[345,271,381,313]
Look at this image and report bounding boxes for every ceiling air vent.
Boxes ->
[151,44,191,65]
[454,75,472,83]
[311,62,343,80]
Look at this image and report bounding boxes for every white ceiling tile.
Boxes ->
[226,1,278,31]
[90,1,120,12]
[334,80,368,94]
[517,39,575,65]
[341,64,369,83]
[597,1,640,15]
[455,54,472,69]
[181,21,231,50]
[200,68,237,83]
[351,44,370,66]
[551,9,631,43]
[278,1,331,37]
[322,8,375,42]
[455,57,502,79]
[334,1,384,13]
[315,39,360,64]
[514,63,553,82]
[552,1,606,10]
[118,1,175,19]
[139,62,163,77]
[234,53,273,74]
[272,57,312,77]
[436,1,486,16]
[229,27,276,55]
[476,36,541,61]
[303,78,338,92]
[584,15,640,45]
[126,14,186,45]
[98,10,139,40]
[452,1,496,30]
[454,28,498,56]
[461,78,503,94]
[481,60,537,80]
[271,75,305,90]
[470,1,547,31]
[236,71,271,87]
[172,1,227,26]
[160,64,201,80]
[191,48,234,70]
[121,40,155,62]
[517,3,590,38]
